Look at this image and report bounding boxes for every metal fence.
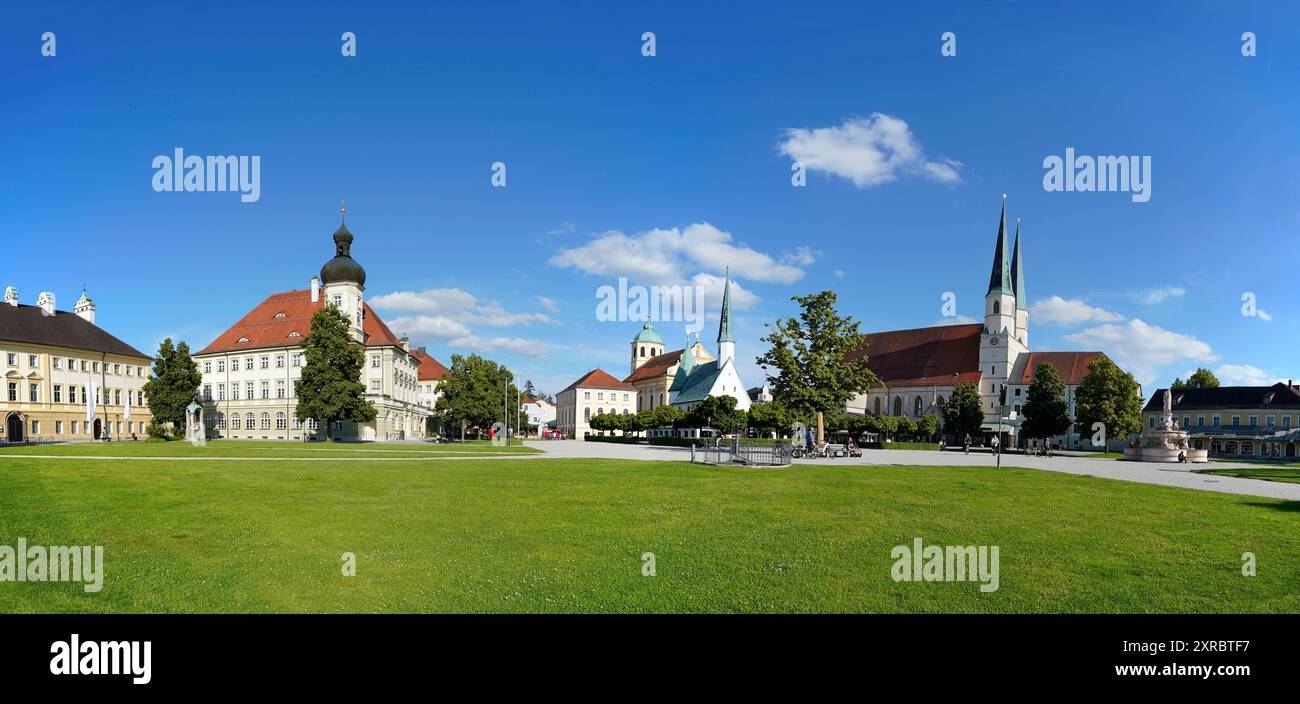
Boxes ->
[692,439,793,467]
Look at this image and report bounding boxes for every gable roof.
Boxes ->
[196,289,403,355]
[1143,383,1300,412]
[847,323,983,387]
[624,348,684,383]
[0,304,149,359]
[1012,351,1103,386]
[411,347,449,382]
[561,368,635,394]
[672,360,723,404]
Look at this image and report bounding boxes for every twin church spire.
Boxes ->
[986,195,1027,311]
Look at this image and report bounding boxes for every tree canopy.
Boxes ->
[757,290,879,442]
[1074,355,1142,447]
[433,353,523,437]
[941,383,984,440]
[1171,368,1220,390]
[142,337,201,439]
[295,306,377,439]
[1020,362,1071,440]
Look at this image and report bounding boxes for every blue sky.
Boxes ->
[4,1,1299,398]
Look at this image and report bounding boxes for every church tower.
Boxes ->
[630,322,664,373]
[979,196,1027,422]
[716,268,735,367]
[1010,219,1029,348]
[319,204,367,343]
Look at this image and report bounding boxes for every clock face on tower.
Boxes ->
[989,336,1000,346]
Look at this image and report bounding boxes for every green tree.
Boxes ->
[142,338,202,439]
[1171,368,1220,390]
[747,400,792,437]
[757,290,880,444]
[433,353,520,439]
[941,383,985,442]
[1074,356,1142,448]
[649,404,684,430]
[522,380,537,398]
[916,414,939,440]
[894,415,918,440]
[1021,362,1071,441]
[295,307,377,440]
[682,395,745,434]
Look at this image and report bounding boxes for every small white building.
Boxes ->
[668,272,751,416]
[521,394,556,435]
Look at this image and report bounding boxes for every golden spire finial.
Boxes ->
[341,199,347,222]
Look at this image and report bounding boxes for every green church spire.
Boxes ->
[1010,219,1026,311]
[986,195,1013,297]
[716,268,734,344]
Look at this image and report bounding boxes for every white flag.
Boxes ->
[124,382,131,419]
[86,376,94,423]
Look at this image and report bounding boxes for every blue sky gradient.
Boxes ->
[4,1,1298,397]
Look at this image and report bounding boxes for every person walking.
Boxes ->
[963,433,970,455]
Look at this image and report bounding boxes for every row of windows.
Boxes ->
[202,355,302,374]
[1,419,143,436]
[205,412,340,432]
[203,380,290,401]
[6,382,142,406]
[583,390,630,402]
[4,352,144,377]
[1153,413,1296,429]
[872,395,949,417]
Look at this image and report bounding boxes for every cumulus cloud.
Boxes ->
[548,222,808,286]
[370,288,552,328]
[777,113,961,188]
[689,272,759,311]
[1064,318,1217,385]
[1030,295,1125,325]
[535,295,559,313]
[1208,364,1298,386]
[449,335,548,357]
[1137,286,1186,304]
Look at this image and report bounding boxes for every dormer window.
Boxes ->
[236,337,250,343]
[288,332,301,338]
[273,312,286,318]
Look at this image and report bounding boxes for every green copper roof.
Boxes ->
[986,200,1012,297]
[1010,221,1026,310]
[678,341,695,374]
[633,322,664,344]
[672,361,723,404]
[716,270,734,344]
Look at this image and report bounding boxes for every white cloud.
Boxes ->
[834,270,845,279]
[1030,295,1125,325]
[370,288,552,327]
[383,315,471,341]
[1064,318,1217,385]
[449,335,548,357]
[1212,364,1274,386]
[781,246,818,267]
[933,315,977,326]
[546,222,576,235]
[1137,286,1186,304]
[535,295,559,313]
[689,272,759,311]
[548,222,808,285]
[777,113,961,188]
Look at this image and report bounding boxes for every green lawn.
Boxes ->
[0,438,541,459]
[1,452,1296,613]
[1198,466,1300,485]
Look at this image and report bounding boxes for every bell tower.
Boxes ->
[630,322,664,373]
[979,195,1027,423]
[319,203,367,343]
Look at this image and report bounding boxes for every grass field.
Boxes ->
[1198,465,1300,485]
[2,447,1297,614]
[0,438,541,459]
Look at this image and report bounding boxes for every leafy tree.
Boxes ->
[433,353,521,439]
[1021,362,1071,441]
[747,400,792,437]
[649,404,684,430]
[757,290,880,444]
[916,414,939,440]
[682,395,745,434]
[522,379,537,398]
[894,415,918,440]
[295,307,377,440]
[1074,355,1142,447]
[941,383,984,442]
[1171,368,1220,390]
[142,338,202,439]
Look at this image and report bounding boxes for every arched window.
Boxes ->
[993,300,1000,315]
[583,408,591,422]
[276,412,286,430]
[640,346,645,357]
[260,412,270,430]
[893,397,902,416]
[230,413,240,430]
[873,397,881,415]
[914,396,923,417]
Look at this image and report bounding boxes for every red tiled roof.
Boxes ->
[1015,351,1103,386]
[623,348,684,383]
[411,347,450,382]
[197,289,404,355]
[847,323,983,387]
[561,368,635,394]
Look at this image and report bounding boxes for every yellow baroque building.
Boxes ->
[0,286,152,442]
